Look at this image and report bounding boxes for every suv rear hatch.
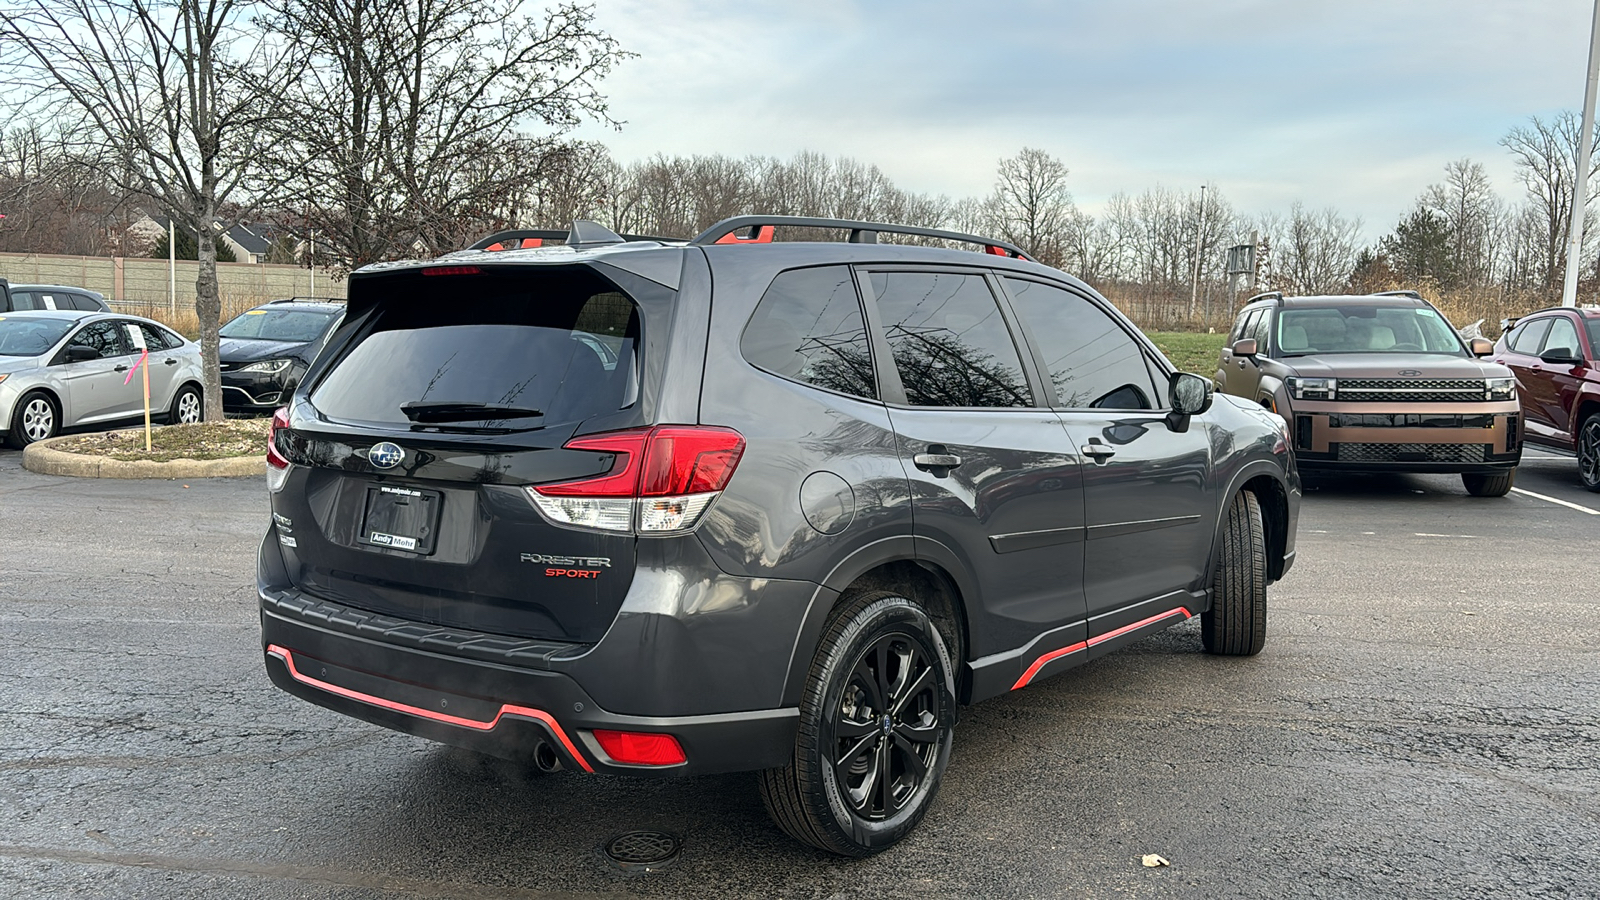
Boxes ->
[268,262,680,643]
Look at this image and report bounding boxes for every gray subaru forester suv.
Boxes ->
[259,216,1300,855]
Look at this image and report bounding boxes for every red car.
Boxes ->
[1493,306,1600,490]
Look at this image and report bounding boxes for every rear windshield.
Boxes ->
[310,269,640,430]
[0,315,75,356]
[1276,305,1466,356]
[221,307,340,342]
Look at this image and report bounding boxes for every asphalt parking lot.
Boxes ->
[1,447,1596,899]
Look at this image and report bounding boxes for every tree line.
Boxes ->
[2,0,1597,419]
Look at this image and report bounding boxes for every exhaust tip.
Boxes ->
[534,740,563,773]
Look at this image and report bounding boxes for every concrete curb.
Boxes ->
[22,433,266,479]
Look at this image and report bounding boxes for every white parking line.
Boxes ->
[1413,533,1480,538]
[1510,487,1600,516]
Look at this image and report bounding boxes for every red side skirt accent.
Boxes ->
[1011,607,1193,690]
[266,644,594,772]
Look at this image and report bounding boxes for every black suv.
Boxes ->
[219,299,344,413]
[259,216,1300,855]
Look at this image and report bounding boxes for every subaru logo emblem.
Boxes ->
[368,442,404,469]
[1398,369,1422,376]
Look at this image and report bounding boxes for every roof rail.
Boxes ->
[1374,289,1423,300]
[469,221,682,252]
[690,215,1033,260]
[1244,291,1284,305]
[268,296,345,304]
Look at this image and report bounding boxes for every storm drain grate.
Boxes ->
[603,830,682,872]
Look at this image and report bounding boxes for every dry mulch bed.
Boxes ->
[52,418,271,463]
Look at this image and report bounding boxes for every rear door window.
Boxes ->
[1003,277,1157,409]
[741,265,876,399]
[310,269,641,430]
[868,271,1031,408]
[1510,317,1552,355]
[69,293,103,311]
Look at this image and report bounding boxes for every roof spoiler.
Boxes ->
[469,221,682,252]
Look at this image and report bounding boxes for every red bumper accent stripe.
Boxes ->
[1011,607,1194,691]
[266,644,594,773]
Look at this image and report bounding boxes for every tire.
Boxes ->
[1202,490,1267,656]
[757,591,956,857]
[1579,413,1600,493]
[168,384,202,425]
[6,391,60,449]
[1461,470,1514,497]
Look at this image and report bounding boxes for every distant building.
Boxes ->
[126,213,279,264]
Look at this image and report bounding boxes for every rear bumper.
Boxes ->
[261,600,798,776]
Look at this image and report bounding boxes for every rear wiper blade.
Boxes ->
[400,401,544,423]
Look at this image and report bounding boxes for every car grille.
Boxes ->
[1336,378,1485,402]
[1335,442,1488,463]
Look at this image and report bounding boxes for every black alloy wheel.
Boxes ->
[757,592,955,856]
[828,631,943,821]
[1580,414,1600,492]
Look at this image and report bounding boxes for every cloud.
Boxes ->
[572,0,1595,238]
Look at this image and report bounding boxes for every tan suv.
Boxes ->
[1215,291,1521,496]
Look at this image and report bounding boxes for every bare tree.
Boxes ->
[262,0,628,267]
[1419,159,1504,288]
[1266,202,1363,295]
[982,147,1075,266]
[0,0,285,420]
[1500,112,1600,290]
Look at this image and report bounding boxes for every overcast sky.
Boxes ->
[571,0,1596,240]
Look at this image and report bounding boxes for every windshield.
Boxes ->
[221,307,339,342]
[1276,306,1467,356]
[1587,318,1600,361]
[0,315,75,357]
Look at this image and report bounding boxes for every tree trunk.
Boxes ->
[195,222,224,421]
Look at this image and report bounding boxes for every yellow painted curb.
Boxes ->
[21,433,266,479]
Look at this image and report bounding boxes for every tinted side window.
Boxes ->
[1229,309,1253,342]
[1544,317,1580,356]
[1236,308,1261,344]
[1250,309,1272,349]
[66,321,126,359]
[871,271,1030,408]
[70,293,102,311]
[1003,277,1157,409]
[10,291,39,310]
[1511,318,1553,354]
[741,266,876,399]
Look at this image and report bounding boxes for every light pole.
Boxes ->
[1189,184,1207,320]
[1561,0,1600,307]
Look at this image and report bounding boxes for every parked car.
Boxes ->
[0,309,203,448]
[219,299,345,414]
[1492,305,1600,490]
[1215,290,1522,496]
[2,284,112,313]
[258,216,1300,856]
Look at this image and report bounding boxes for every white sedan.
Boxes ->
[0,309,204,448]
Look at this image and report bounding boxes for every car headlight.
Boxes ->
[1486,377,1516,401]
[240,358,293,375]
[1286,376,1336,400]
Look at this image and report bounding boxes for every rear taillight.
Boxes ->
[266,407,292,492]
[528,425,745,535]
[591,730,686,766]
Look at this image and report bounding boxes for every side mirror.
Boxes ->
[1166,372,1213,432]
[1231,338,1258,358]
[1470,337,1494,357]
[1540,347,1583,366]
[65,345,101,363]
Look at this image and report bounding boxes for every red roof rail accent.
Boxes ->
[713,225,776,245]
[984,245,1009,257]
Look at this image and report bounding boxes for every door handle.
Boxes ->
[114,364,130,372]
[1081,442,1116,464]
[1236,360,1246,368]
[913,452,963,470]
[163,358,177,366]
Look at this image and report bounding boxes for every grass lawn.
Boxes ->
[1147,331,1228,375]
[52,418,270,462]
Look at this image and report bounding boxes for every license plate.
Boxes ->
[359,485,441,555]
